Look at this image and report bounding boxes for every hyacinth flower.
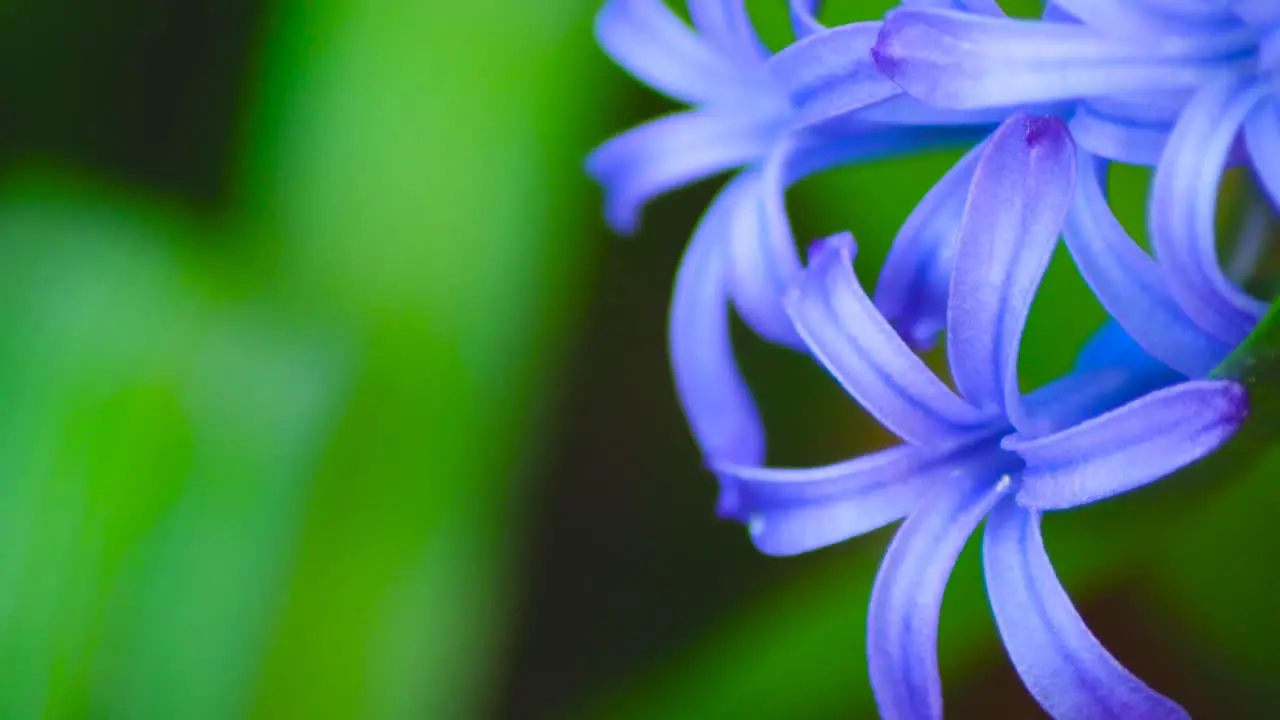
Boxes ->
[868,2,1280,351]
[589,0,839,463]
[586,0,789,237]
[711,114,1248,718]
[588,0,996,463]
[766,1,1076,353]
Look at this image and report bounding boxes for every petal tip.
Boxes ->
[819,231,857,259]
[604,206,641,237]
[997,111,1072,157]
[869,23,901,79]
[1222,380,1250,426]
[870,10,933,85]
[709,463,744,518]
[805,237,826,263]
[890,318,942,353]
[715,490,741,520]
[798,232,857,281]
[1022,115,1069,149]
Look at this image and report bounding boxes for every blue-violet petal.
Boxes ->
[769,22,902,130]
[1064,151,1232,376]
[587,109,778,234]
[872,9,1250,110]
[687,0,768,63]
[669,175,765,463]
[1011,380,1248,510]
[947,113,1076,428]
[595,0,740,105]
[1150,76,1270,345]
[710,443,949,556]
[787,233,994,446]
[1245,99,1280,211]
[875,139,986,350]
[983,498,1190,720]
[868,464,1012,720]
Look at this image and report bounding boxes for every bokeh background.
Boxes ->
[1,0,1278,717]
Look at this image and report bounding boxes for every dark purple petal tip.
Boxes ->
[1223,380,1250,426]
[1022,115,1067,147]
[805,232,855,266]
[1010,379,1250,510]
[805,236,831,263]
[994,111,1071,157]
[869,10,937,84]
[709,460,744,519]
[714,481,741,519]
[869,22,900,78]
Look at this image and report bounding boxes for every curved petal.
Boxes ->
[868,462,1012,720]
[768,22,903,130]
[849,94,1014,127]
[669,175,766,464]
[1072,321,1159,375]
[1041,1,1076,22]
[1084,91,1193,126]
[1068,104,1170,166]
[952,0,1004,15]
[587,109,777,234]
[773,125,988,184]
[1070,322,1152,371]
[789,0,824,39]
[1049,0,1230,36]
[1044,0,1145,26]
[687,0,768,63]
[1011,380,1248,510]
[1226,194,1272,285]
[727,126,985,350]
[595,0,739,105]
[720,171,805,349]
[1064,152,1233,377]
[1245,98,1280,211]
[1019,365,1181,442]
[1143,0,1241,23]
[904,0,1005,14]
[711,443,964,556]
[983,499,1190,720]
[1263,31,1280,75]
[947,114,1076,427]
[1021,316,1184,446]
[1151,76,1270,345]
[787,233,995,445]
[1227,1,1280,27]
[872,8,1253,110]
[839,92,1018,126]
[1019,370,1135,438]
[874,139,987,350]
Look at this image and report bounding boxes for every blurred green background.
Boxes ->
[0,0,1277,717]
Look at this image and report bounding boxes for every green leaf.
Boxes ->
[234,0,606,716]
[0,171,349,719]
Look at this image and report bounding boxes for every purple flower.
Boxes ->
[589,0,992,462]
[712,113,1247,718]
[869,2,1279,349]
[587,0,789,236]
[763,4,1052,352]
[670,130,989,465]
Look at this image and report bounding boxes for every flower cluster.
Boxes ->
[588,1,1269,717]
